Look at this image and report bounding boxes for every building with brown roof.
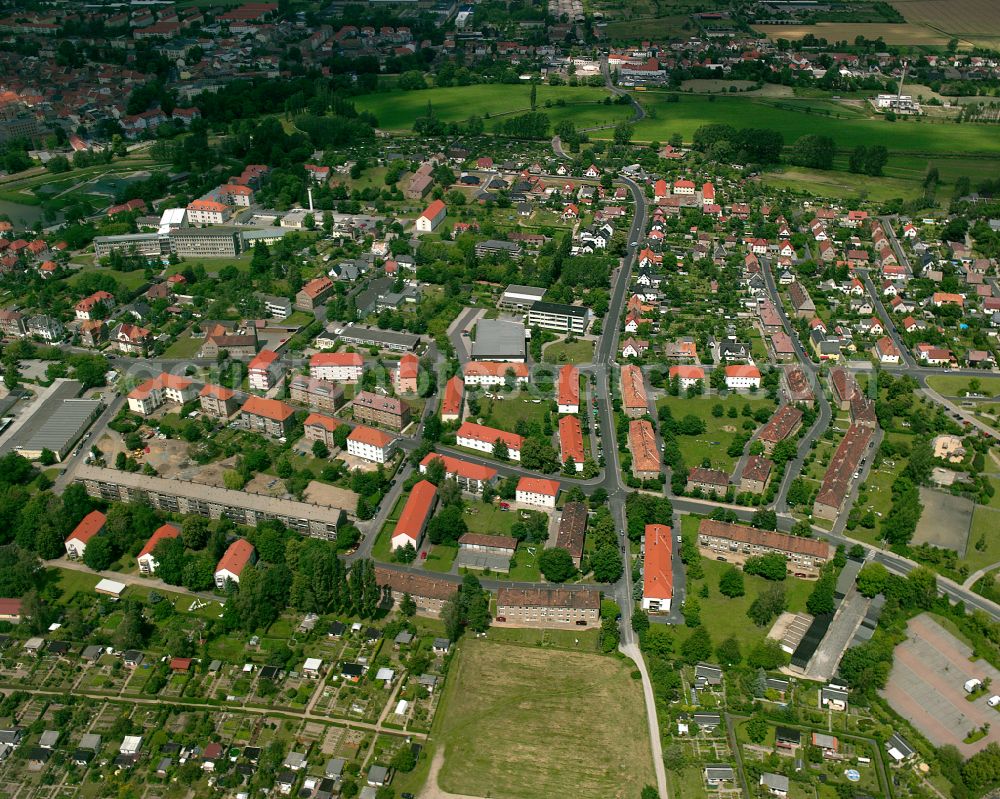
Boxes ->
[198,323,258,359]
[697,518,830,578]
[757,405,803,454]
[788,281,815,318]
[688,467,729,495]
[556,502,587,566]
[457,533,517,573]
[352,390,410,431]
[784,366,815,407]
[629,419,661,480]
[739,455,773,494]
[830,367,862,411]
[375,567,458,616]
[199,384,239,418]
[239,396,295,438]
[621,364,649,418]
[496,586,600,628]
[304,413,341,449]
[295,276,334,310]
[289,374,345,413]
[813,423,875,521]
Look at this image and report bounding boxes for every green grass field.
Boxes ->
[463,501,517,536]
[543,338,596,364]
[52,567,102,603]
[678,557,813,653]
[68,266,149,293]
[424,544,457,573]
[630,93,1000,156]
[963,507,1000,574]
[927,375,1000,398]
[657,394,774,471]
[162,331,202,358]
[762,166,928,202]
[479,395,552,432]
[434,640,654,799]
[353,85,631,132]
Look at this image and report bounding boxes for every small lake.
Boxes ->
[0,199,44,229]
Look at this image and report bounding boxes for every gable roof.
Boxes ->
[67,510,106,545]
[215,539,254,577]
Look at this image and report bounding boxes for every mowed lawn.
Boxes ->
[926,375,1000,399]
[435,640,655,799]
[543,338,595,364]
[354,85,630,131]
[479,394,552,431]
[657,394,775,472]
[677,557,814,652]
[631,93,1000,156]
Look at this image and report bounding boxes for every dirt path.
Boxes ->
[419,747,487,799]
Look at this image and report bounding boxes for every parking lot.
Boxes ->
[882,614,1000,755]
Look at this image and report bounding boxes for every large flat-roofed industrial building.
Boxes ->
[0,379,102,462]
[471,319,526,362]
[75,464,347,538]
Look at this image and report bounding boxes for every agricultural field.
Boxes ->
[760,166,929,202]
[891,0,1000,50]
[629,93,1000,157]
[751,22,950,45]
[353,85,632,132]
[433,640,655,799]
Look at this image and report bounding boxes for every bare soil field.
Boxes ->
[752,22,950,45]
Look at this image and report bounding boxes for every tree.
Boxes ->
[680,626,713,664]
[719,566,745,598]
[426,504,467,545]
[856,562,889,598]
[395,542,417,564]
[539,547,576,582]
[683,595,701,627]
[492,438,509,461]
[746,714,769,743]
[747,639,786,669]
[751,508,777,530]
[789,134,835,170]
[747,584,786,626]
[82,536,116,571]
[591,544,623,583]
[716,636,742,666]
[38,448,56,466]
[613,121,633,146]
[743,552,787,580]
[153,537,187,586]
[311,440,329,459]
[806,570,836,615]
[113,601,148,651]
[399,593,416,617]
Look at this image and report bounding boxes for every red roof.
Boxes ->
[216,539,255,577]
[558,415,585,465]
[456,421,523,451]
[441,376,464,416]
[170,657,193,671]
[200,383,235,400]
[249,349,279,371]
[420,453,497,482]
[419,199,446,221]
[643,524,673,600]
[347,424,393,448]
[394,480,437,544]
[558,364,579,407]
[304,412,340,432]
[311,352,363,368]
[301,276,333,298]
[669,365,704,380]
[0,598,22,617]
[463,361,529,379]
[67,510,106,545]
[138,523,181,559]
[397,353,419,380]
[516,476,560,497]
[725,364,761,379]
[240,395,294,421]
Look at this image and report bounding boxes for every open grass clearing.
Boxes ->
[761,166,925,202]
[67,266,149,293]
[656,393,774,472]
[424,544,457,573]
[463,500,518,536]
[162,331,203,358]
[962,507,1000,574]
[927,375,1000,399]
[542,338,595,364]
[678,557,813,654]
[477,393,552,432]
[52,567,101,603]
[434,639,654,799]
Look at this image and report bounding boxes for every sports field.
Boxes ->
[434,640,655,799]
[630,93,1000,157]
[353,85,632,132]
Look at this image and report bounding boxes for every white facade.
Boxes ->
[346,437,392,463]
[456,433,521,461]
[311,363,363,382]
[128,388,163,415]
[65,536,90,559]
[515,488,557,509]
[462,371,528,388]
[214,567,242,589]
[248,366,274,391]
[725,373,761,390]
